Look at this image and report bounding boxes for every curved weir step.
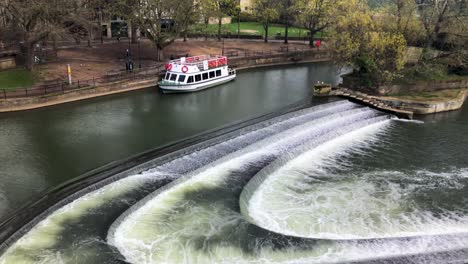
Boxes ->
[2,101,468,264]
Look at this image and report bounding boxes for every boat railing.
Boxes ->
[169,55,227,67]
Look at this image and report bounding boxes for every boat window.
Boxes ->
[187,76,194,83]
[165,72,170,80]
[202,73,209,80]
[209,71,215,78]
[170,74,177,81]
[195,74,202,82]
[178,75,186,83]
[216,70,222,77]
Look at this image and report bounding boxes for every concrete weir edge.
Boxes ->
[0,97,316,255]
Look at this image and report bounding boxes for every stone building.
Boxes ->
[239,0,253,13]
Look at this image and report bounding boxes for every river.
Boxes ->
[0,63,467,263]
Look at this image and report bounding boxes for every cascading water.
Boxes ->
[1,101,468,264]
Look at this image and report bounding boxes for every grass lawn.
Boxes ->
[0,68,36,90]
[191,22,322,39]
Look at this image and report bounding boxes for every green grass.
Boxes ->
[190,22,321,38]
[0,68,36,90]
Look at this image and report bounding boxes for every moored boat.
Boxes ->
[158,55,236,93]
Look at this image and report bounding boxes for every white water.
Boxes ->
[0,102,359,263]
[242,123,468,239]
[107,107,402,264]
[2,101,468,264]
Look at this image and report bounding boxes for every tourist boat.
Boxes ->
[158,55,236,93]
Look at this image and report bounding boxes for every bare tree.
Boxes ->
[0,0,74,70]
[136,0,193,61]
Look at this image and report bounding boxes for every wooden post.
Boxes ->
[2,89,6,99]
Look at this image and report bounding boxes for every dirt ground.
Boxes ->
[37,38,313,83]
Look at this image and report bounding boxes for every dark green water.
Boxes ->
[0,62,467,263]
[0,63,340,220]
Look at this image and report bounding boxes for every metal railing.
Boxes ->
[1,65,164,100]
[0,47,328,100]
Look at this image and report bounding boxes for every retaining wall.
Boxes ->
[0,57,16,70]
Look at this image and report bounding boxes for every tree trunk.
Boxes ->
[426,0,449,49]
[205,19,209,40]
[237,15,240,39]
[284,16,289,44]
[309,30,315,47]
[131,25,138,44]
[24,43,35,71]
[264,22,269,43]
[218,17,222,41]
[87,26,93,48]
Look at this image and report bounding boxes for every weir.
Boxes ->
[1,100,468,264]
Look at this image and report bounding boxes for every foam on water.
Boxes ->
[242,121,468,240]
[107,109,394,264]
[0,102,359,263]
[3,101,467,264]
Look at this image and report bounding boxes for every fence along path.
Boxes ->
[1,47,322,100]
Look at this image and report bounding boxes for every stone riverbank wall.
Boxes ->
[0,51,331,112]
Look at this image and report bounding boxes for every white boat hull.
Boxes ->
[159,74,236,93]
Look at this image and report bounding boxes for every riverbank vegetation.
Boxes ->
[0,0,466,90]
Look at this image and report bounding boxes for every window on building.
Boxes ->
[195,75,202,82]
[216,70,222,77]
[170,74,177,81]
[187,76,194,83]
[209,71,215,78]
[202,73,209,80]
[178,75,186,83]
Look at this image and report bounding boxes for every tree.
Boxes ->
[252,0,279,43]
[252,0,280,43]
[136,0,193,61]
[416,0,467,50]
[0,0,74,70]
[329,0,407,87]
[279,0,298,44]
[295,0,335,46]
[213,0,236,41]
[377,0,425,46]
[199,0,218,40]
[107,0,141,44]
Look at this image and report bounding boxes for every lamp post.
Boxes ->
[222,37,225,56]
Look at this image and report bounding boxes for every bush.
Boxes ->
[232,12,258,23]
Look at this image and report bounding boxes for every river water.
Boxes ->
[0,63,340,220]
[1,64,468,263]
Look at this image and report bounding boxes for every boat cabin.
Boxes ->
[161,55,235,85]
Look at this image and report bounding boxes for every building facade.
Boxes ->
[240,0,253,13]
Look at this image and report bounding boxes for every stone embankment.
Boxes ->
[0,51,332,112]
[331,88,414,119]
[0,77,159,112]
[330,88,468,119]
